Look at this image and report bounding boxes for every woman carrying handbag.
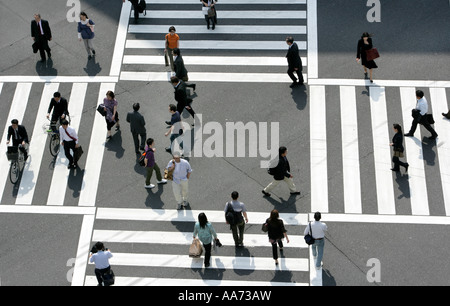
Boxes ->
[356,32,378,83]
[390,123,409,173]
[263,209,289,266]
[193,213,220,268]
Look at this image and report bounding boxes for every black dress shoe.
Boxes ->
[289,81,298,88]
[262,190,271,197]
[404,133,414,137]
[165,121,172,126]
[405,163,409,173]
[192,84,196,92]
[390,168,400,172]
[428,135,437,140]
[290,191,301,195]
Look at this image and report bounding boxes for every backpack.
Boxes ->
[138,0,147,15]
[138,151,146,167]
[225,202,243,226]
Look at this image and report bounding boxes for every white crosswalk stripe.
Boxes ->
[121,0,308,83]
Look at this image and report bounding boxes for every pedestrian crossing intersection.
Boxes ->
[121,0,308,83]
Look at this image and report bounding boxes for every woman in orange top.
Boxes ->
[165,26,180,71]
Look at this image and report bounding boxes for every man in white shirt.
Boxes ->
[166,152,192,210]
[405,90,438,140]
[89,242,113,286]
[59,119,80,169]
[304,212,328,270]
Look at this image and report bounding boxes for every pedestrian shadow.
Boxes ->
[421,136,436,166]
[35,58,58,78]
[291,85,307,111]
[68,166,85,198]
[322,268,337,286]
[144,184,165,209]
[394,171,410,200]
[84,56,102,76]
[105,130,125,159]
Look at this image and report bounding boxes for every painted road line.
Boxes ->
[0,83,33,203]
[340,86,362,214]
[307,78,450,88]
[111,0,131,76]
[78,83,115,207]
[95,207,309,226]
[123,55,307,67]
[400,87,429,216]
[89,253,309,272]
[369,87,396,215]
[120,71,307,83]
[307,0,318,79]
[16,83,60,205]
[0,204,95,215]
[133,10,307,19]
[126,40,307,51]
[429,88,450,216]
[85,276,308,286]
[128,25,307,35]
[0,76,118,83]
[47,83,88,206]
[144,0,306,4]
[92,230,308,248]
[71,215,95,286]
[318,213,450,226]
[310,86,328,213]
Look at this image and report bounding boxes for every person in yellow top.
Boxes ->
[165,26,180,71]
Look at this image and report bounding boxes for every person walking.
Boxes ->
[224,191,248,247]
[164,104,183,153]
[126,103,147,154]
[264,209,289,265]
[171,76,196,121]
[59,119,80,169]
[78,12,96,60]
[262,146,301,197]
[103,90,120,141]
[165,26,180,71]
[304,212,328,270]
[404,90,438,140]
[31,14,52,63]
[201,0,217,30]
[166,152,192,210]
[356,32,378,83]
[173,48,196,92]
[144,138,167,189]
[193,213,219,268]
[89,242,113,286]
[47,92,69,132]
[390,123,409,173]
[286,36,304,88]
[123,0,140,23]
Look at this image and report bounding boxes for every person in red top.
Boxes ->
[165,26,180,71]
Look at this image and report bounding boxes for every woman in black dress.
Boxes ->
[264,209,289,265]
[390,123,409,173]
[356,32,378,83]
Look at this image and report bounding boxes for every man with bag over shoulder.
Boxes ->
[59,119,80,169]
[304,212,327,270]
[404,90,438,141]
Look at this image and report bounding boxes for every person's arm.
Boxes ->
[243,211,248,223]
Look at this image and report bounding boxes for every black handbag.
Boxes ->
[74,146,84,163]
[97,104,107,117]
[425,114,435,125]
[304,223,315,245]
[102,268,115,286]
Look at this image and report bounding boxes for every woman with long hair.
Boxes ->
[193,213,219,268]
[356,32,378,83]
[390,123,409,172]
[264,209,289,265]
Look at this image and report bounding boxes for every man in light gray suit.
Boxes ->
[126,103,147,154]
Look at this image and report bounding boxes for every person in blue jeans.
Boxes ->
[304,212,328,270]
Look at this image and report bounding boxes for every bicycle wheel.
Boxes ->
[9,161,20,184]
[49,133,61,157]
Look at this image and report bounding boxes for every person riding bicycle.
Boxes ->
[47,92,69,132]
[6,119,29,160]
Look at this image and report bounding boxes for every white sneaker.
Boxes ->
[157,179,167,184]
[145,184,155,189]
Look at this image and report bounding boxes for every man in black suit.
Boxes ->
[262,146,301,197]
[47,92,69,132]
[31,14,52,62]
[286,36,304,88]
[6,119,29,160]
[168,77,196,124]
[126,103,147,154]
[173,48,196,92]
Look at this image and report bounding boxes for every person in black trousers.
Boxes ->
[169,76,196,122]
[173,48,196,92]
[126,103,147,154]
[404,90,438,140]
[356,32,378,83]
[264,209,289,265]
[6,119,29,160]
[390,123,409,173]
[123,0,140,23]
[47,92,69,132]
[31,14,52,62]
[286,36,304,88]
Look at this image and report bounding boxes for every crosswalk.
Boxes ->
[84,207,311,286]
[121,0,308,83]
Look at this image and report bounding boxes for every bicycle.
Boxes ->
[45,114,71,157]
[6,145,26,184]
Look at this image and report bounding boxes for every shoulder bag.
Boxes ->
[304,222,315,245]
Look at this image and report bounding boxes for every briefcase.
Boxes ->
[32,42,39,54]
[366,48,380,61]
[425,114,435,125]
[74,146,84,163]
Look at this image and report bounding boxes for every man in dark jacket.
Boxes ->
[262,146,301,197]
[31,14,52,62]
[286,36,304,88]
[169,76,196,121]
[173,48,196,92]
[126,103,147,154]
[47,92,69,132]
[6,119,29,160]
